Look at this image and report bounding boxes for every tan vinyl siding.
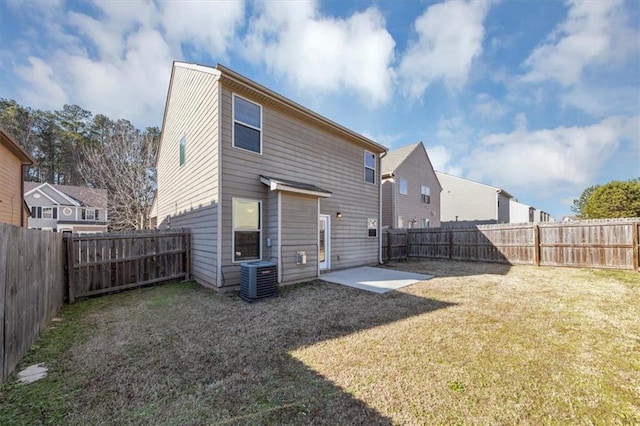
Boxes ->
[219,85,380,286]
[155,65,220,287]
[392,147,441,228]
[438,172,501,226]
[0,143,23,226]
[280,193,318,283]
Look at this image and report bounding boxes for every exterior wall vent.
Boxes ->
[240,261,277,302]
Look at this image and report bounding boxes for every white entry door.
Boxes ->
[319,215,330,270]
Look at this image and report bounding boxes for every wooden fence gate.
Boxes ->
[65,230,191,302]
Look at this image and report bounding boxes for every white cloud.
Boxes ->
[243,0,395,106]
[399,0,492,98]
[462,116,638,191]
[15,57,69,109]
[160,0,245,58]
[522,0,633,86]
[9,0,246,127]
[474,93,507,119]
[561,84,640,118]
[427,145,463,176]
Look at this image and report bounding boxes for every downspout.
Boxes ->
[379,150,388,264]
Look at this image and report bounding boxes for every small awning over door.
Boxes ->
[260,176,332,198]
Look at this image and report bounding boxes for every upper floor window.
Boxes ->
[179,135,186,166]
[233,95,262,154]
[32,206,57,219]
[399,178,408,195]
[421,185,431,203]
[82,209,98,221]
[364,151,376,184]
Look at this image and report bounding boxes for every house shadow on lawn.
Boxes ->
[196,282,456,425]
[7,281,455,425]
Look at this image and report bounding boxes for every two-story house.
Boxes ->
[436,171,513,227]
[152,62,387,288]
[0,129,33,227]
[24,182,108,233]
[381,142,442,228]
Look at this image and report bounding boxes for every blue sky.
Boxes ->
[1,0,638,220]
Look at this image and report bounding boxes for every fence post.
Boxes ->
[185,232,191,280]
[386,230,392,262]
[533,224,540,267]
[633,221,639,272]
[448,229,453,260]
[405,229,410,260]
[0,225,8,383]
[65,235,76,304]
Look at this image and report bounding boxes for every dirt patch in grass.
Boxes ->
[2,260,639,425]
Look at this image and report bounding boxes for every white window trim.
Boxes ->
[232,93,263,155]
[84,208,96,221]
[231,197,262,263]
[42,206,55,219]
[364,150,376,184]
[399,178,408,195]
[421,185,431,203]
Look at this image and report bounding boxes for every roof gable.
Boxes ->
[166,62,387,154]
[24,182,108,208]
[382,142,442,191]
[382,142,420,175]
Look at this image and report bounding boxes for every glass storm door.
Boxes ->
[319,215,330,270]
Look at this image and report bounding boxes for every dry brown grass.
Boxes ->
[2,260,639,425]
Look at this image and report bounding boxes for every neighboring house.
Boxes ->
[437,172,512,227]
[509,199,535,224]
[533,209,552,223]
[24,182,108,233]
[0,128,34,227]
[152,62,387,288]
[381,142,442,228]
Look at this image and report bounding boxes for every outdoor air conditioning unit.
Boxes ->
[240,261,277,302]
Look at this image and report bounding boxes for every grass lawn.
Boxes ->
[1,260,639,425]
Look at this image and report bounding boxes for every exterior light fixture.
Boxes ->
[336,212,342,219]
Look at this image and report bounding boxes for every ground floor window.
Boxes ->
[233,198,261,262]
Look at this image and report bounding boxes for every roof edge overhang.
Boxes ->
[0,129,34,164]
[260,176,332,198]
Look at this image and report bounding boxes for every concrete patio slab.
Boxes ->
[321,266,433,294]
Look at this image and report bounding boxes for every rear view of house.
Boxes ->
[24,182,108,233]
[153,62,387,288]
[437,172,512,227]
[0,129,33,227]
[381,142,442,229]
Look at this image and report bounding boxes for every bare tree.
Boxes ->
[80,119,159,231]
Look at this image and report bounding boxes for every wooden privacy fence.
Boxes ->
[66,230,191,302]
[383,219,640,271]
[0,224,65,384]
